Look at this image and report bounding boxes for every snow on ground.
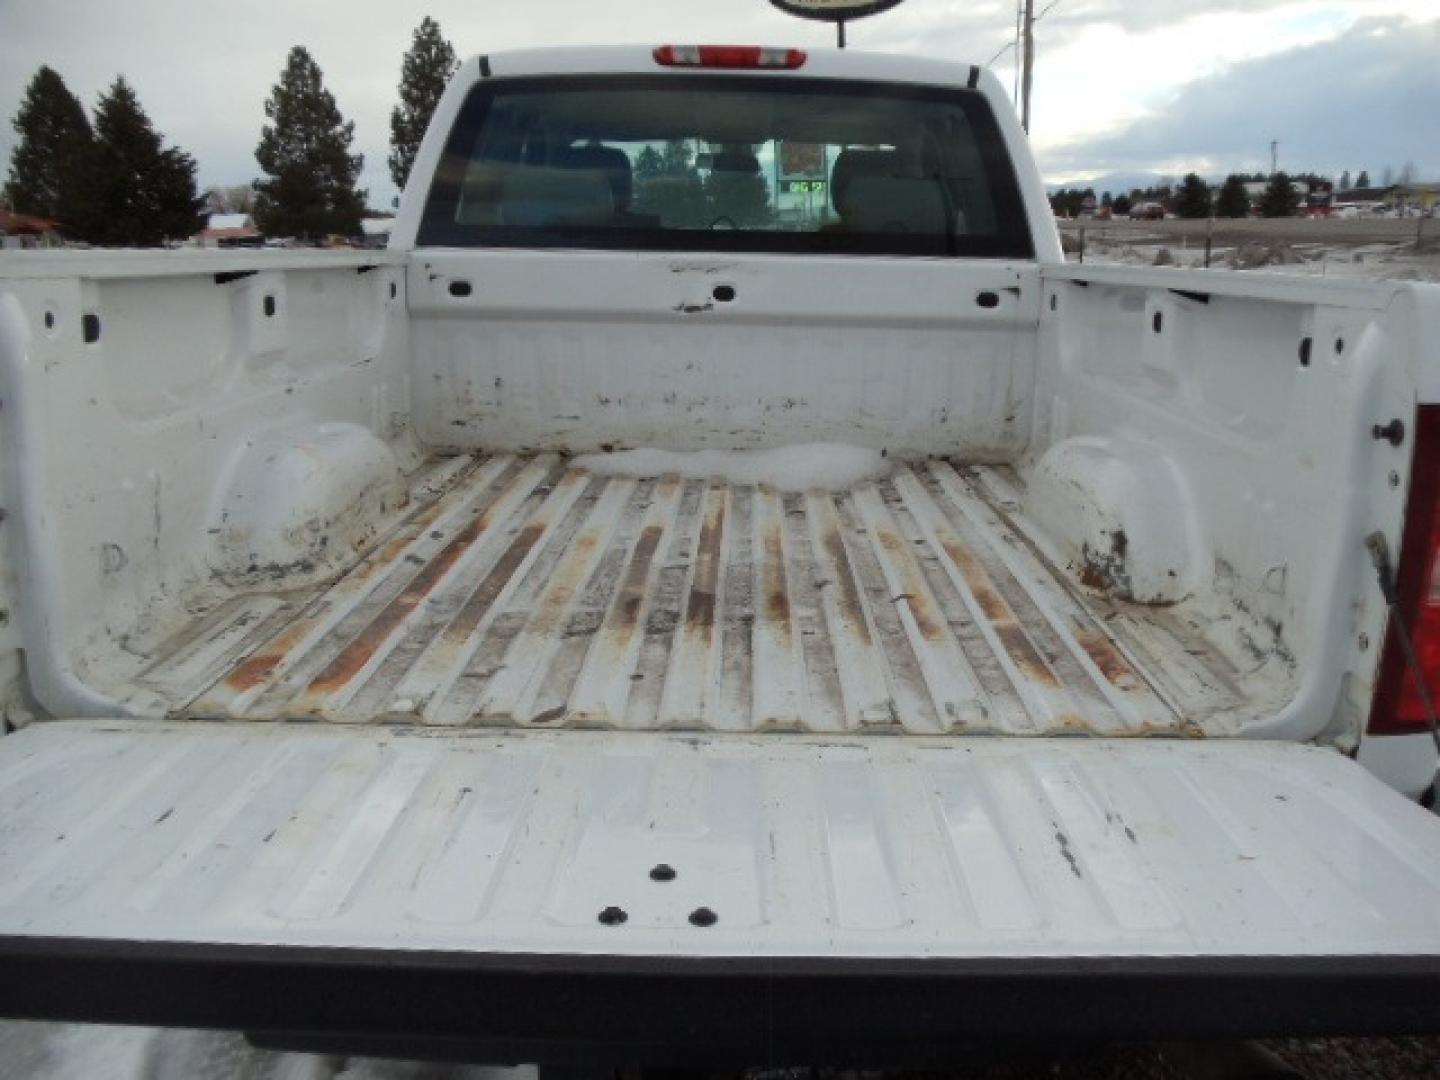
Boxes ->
[572,442,893,492]
[1073,236,1440,283]
[0,1020,536,1079]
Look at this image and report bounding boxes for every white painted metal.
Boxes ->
[0,262,419,720]
[1030,272,1426,744]
[2,720,1439,959]
[114,455,1254,735]
[406,251,1039,456]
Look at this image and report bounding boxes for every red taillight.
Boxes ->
[1370,404,1440,733]
[652,45,808,70]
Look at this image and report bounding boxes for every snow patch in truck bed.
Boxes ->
[571,442,892,492]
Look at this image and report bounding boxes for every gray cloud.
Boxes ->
[1,1,1433,208]
[1034,0,1302,34]
[1040,15,1440,180]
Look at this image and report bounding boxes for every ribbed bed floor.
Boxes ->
[124,454,1256,734]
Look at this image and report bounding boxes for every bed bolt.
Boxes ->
[688,906,718,927]
[1390,471,1401,489]
[597,905,628,926]
[1358,632,1369,651]
[649,863,677,882]
[1373,419,1405,446]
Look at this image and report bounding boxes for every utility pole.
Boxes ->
[1012,1,1023,106]
[1021,0,1035,133]
[1270,140,1278,176]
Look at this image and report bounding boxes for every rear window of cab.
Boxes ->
[417,74,1034,258]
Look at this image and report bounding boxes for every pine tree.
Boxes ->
[389,17,458,192]
[1356,170,1371,189]
[1339,170,1351,191]
[1215,175,1250,218]
[254,47,366,241]
[1175,173,1212,219]
[1260,172,1300,218]
[78,77,203,246]
[633,140,706,228]
[3,66,94,231]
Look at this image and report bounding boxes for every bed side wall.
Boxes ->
[1031,268,1420,743]
[0,256,415,717]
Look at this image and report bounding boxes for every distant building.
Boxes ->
[0,209,61,249]
[196,212,262,248]
[1395,183,1440,212]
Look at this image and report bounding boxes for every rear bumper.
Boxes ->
[4,938,1440,1065]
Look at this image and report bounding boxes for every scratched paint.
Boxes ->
[148,455,1275,735]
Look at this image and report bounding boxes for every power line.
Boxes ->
[984,37,1014,66]
[986,0,1066,68]
[1035,0,1066,23]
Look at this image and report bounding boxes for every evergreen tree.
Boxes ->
[1112,193,1132,216]
[3,66,94,230]
[1356,170,1371,189]
[1215,175,1250,218]
[388,17,457,192]
[254,46,366,241]
[77,77,203,246]
[1339,169,1351,191]
[1259,172,1300,218]
[204,184,255,215]
[1175,172,1212,219]
[633,140,706,227]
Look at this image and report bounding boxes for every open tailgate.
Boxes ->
[2,721,1439,1060]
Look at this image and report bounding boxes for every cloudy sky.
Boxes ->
[2,0,1437,206]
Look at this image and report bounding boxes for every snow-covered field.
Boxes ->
[1059,219,1440,282]
[0,1020,534,1080]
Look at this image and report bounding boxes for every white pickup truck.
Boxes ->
[1,44,1439,1066]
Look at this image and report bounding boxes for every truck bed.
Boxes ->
[123,454,1273,735]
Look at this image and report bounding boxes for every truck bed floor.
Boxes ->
[127,455,1260,734]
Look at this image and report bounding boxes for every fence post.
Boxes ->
[1205,216,1214,269]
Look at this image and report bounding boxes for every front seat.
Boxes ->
[828,149,948,235]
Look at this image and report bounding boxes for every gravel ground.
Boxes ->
[1264,1037,1440,1079]
[3,1022,1438,1079]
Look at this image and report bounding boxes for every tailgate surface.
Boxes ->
[2,721,1438,960]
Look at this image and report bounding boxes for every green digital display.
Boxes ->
[786,180,828,194]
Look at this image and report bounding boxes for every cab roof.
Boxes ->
[472,44,981,89]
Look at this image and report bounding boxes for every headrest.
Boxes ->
[558,145,634,209]
[831,149,904,213]
[840,176,949,235]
